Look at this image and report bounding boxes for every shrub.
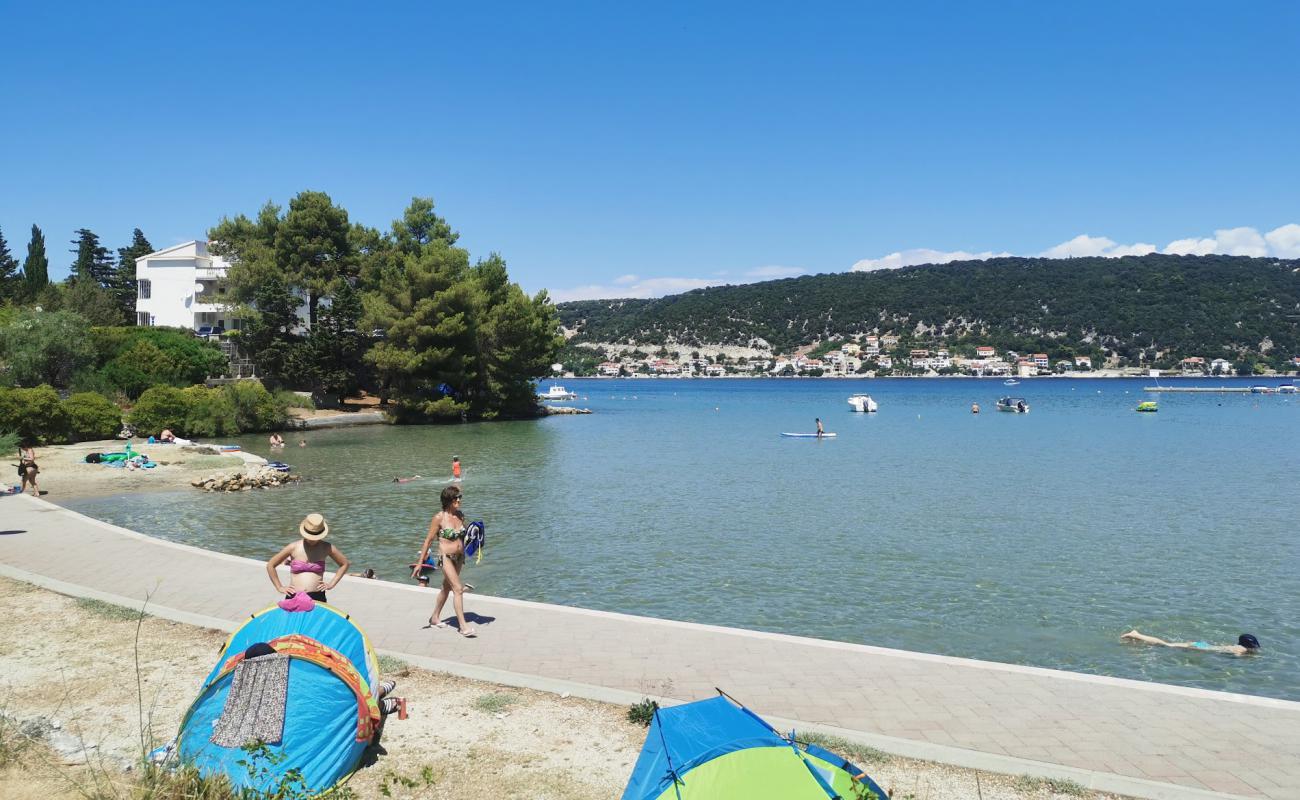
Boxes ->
[182,384,237,437]
[62,392,122,441]
[87,326,229,399]
[627,698,659,727]
[0,310,96,389]
[128,385,190,437]
[0,385,68,443]
[274,389,316,410]
[225,380,287,431]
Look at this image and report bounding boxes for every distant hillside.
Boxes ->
[557,254,1300,364]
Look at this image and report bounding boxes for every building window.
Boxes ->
[138,279,151,299]
[137,312,151,326]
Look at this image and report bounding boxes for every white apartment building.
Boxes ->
[134,241,243,331]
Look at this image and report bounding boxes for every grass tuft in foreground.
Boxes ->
[1012,773,1090,796]
[74,597,144,622]
[472,692,519,714]
[797,730,892,766]
[627,698,659,727]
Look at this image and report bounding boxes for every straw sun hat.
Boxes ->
[298,513,329,541]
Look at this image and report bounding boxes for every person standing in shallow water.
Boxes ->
[414,485,475,637]
[452,456,462,481]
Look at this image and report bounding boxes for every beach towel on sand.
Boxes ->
[211,654,290,747]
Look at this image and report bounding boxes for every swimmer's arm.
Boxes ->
[266,543,295,593]
[325,544,350,589]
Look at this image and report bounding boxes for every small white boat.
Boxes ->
[781,432,837,438]
[1003,379,1021,386]
[847,394,878,413]
[997,397,1029,413]
[538,385,577,401]
[1249,386,1272,394]
[1278,385,1297,394]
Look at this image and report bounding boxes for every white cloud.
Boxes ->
[745,265,807,279]
[1265,223,1300,258]
[613,274,638,286]
[851,248,1011,272]
[851,223,1298,273]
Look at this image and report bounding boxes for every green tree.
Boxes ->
[274,191,353,326]
[0,226,19,298]
[392,197,458,253]
[210,201,282,304]
[363,236,477,417]
[471,253,563,416]
[23,225,49,290]
[59,278,127,326]
[70,228,115,288]
[235,273,303,387]
[302,278,367,404]
[112,228,153,319]
[0,310,95,388]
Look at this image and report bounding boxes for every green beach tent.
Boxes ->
[621,694,888,800]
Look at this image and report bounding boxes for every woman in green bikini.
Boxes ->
[414,485,475,637]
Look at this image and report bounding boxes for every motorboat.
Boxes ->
[538,385,577,401]
[1003,379,1021,386]
[1135,401,1158,413]
[1278,385,1297,394]
[1250,386,1272,394]
[996,397,1029,413]
[846,394,878,413]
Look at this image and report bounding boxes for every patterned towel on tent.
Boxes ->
[211,654,290,747]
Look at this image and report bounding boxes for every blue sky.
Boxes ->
[2,1,1297,299]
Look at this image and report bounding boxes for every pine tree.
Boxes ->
[70,228,115,287]
[0,226,19,298]
[112,228,154,319]
[24,225,49,289]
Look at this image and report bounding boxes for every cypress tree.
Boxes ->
[24,225,49,289]
[0,226,19,296]
[70,228,114,287]
[112,228,154,318]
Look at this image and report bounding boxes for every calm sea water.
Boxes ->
[65,378,1300,700]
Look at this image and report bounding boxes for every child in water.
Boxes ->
[452,456,462,481]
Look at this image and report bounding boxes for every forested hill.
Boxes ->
[557,254,1300,363]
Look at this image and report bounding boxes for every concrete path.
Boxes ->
[1,494,1296,800]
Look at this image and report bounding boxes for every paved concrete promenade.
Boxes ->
[1,494,1296,800]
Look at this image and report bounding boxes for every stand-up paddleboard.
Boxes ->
[780,432,837,438]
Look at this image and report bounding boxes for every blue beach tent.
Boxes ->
[174,604,382,796]
[622,694,888,800]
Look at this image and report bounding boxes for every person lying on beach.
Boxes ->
[266,513,349,604]
[1122,629,1260,655]
[159,429,176,443]
[393,475,423,483]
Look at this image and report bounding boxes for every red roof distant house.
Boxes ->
[1032,353,1050,367]
[1180,357,1206,365]
[975,346,996,356]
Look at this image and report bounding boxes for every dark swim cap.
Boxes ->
[1238,634,1260,650]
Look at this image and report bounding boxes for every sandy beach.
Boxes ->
[0,576,1130,800]
[7,440,253,500]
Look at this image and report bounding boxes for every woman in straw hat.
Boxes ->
[266,512,350,604]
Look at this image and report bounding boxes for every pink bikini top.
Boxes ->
[289,559,325,575]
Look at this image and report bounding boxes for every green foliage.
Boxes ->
[273,389,315,409]
[274,190,354,326]
[558,254,1300,365]
[70,228,115,288]
[74,596,142,622]
[627,698,659,727]
[23,225,48,289]
[0,385,68,443]
[0,226,19,299]
[112,228,153,320]
[62,392,122,440]
[129,381,285,438]
[224,380,286,432]
[0,309,96,388]
[472,692,519,713]
[89,326,228,399]
[376,653,409,676]
[128,385,190,436]
[300,277,366,403]
[57,278,128,326]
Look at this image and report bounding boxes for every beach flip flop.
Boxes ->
[458,625,477,638]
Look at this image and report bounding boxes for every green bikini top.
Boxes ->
[438,527,465,541]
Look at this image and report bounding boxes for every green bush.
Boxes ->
[225,380,287,431]
[0,310,96,389]
[86,326,229,399]
[274,389,316,410]
[127,385,190,437]
[129,382,286,438]
[627,698,659,727]
[0,385,68,443]
[62,392,122,441]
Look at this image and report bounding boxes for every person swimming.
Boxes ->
[393,475,423,483]
[1122,629,1260,655]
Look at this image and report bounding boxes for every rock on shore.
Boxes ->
[190,465,300,492]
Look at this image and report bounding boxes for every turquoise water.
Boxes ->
[65,378,1300,700]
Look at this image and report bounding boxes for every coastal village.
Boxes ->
[575,334,1299,379]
